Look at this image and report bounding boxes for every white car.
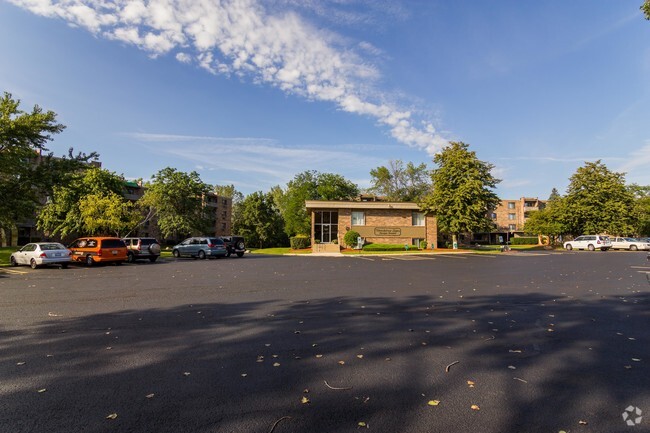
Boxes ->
[610,237,650,251]
[563,235,611,251]
[10,242,71,269]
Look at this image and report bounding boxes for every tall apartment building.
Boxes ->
[472,197,546,244]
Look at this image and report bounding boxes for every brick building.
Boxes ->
[305,198,437,252]
[472,197,546,244]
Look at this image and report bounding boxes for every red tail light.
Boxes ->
[137,242,141,251]
[97,250,102,256]
[597,240,601,244]
[39,253,47,258]
[208,243,215,248]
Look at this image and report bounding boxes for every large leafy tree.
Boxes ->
[628,184,650,236]
[140,168,211,238]
[420,141,501,247]
[234,191,286,248]
[277,171,359,237]
[523,200,566,245]
[0,92,96,236]
[37,167,135,237]
[368,160,431,201]
[561,161,636,236]
[643,0,650,19]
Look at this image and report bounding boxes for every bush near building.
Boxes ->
[290,235,310,250]
[510,237,539,245]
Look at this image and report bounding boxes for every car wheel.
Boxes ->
[60,263,68,269]
[30,259,38,269]
[565,244,573,251]
[10,256,18,266]
[172,249,180,258]
[588,244,595,251]
[149,256,158,263]
[225,251,231,258]
[630,245,638,251]
[86,255,94,266]
[236,252,244,257]
[198,250,206,260]
[601,248,609,251]
[127,252,135,263]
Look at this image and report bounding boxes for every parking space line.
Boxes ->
[631,266,650,269]
[434,254,467,259]
[0,268,29,274]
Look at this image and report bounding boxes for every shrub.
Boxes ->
[510,237,538,245]
[290,235,310,250]
[362,243,414,251]
[419,240,428,249]
[343,230,361,248]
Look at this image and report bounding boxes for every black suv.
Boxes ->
[221,236,246,257]
[122,237,161,263]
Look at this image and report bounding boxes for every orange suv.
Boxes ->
[69,237,128,266]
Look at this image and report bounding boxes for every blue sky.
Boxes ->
[1,0,649,199]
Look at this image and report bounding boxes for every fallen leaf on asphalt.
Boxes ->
[37,388,47,393]
[146,394,155,398]
[16,362,26,366]
[183,372,191,376]
[273,362,281,367]
[106,413,118,420]
[357,421,368,428]
[428,400,440,406]
[467,380,475,387]
[631,358,641,362]
[578,420,588,425]
[508,349,522,353]
[508,365,516,370]
[471,404,480,411]
[338,360,345,365]
[301,396,310,404]
[357,354,364,359]
[48,312,62,317]
[315,354,323,358]
[241,373,248,377]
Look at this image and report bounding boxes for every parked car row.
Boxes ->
[563,235,650,251]
[9,235,246,269]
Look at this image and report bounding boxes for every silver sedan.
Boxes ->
[10,242,72,269]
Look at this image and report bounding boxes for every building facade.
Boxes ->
[472,197,546,244]
[305,199,438,252]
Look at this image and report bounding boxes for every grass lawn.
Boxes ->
[0,246,17,266]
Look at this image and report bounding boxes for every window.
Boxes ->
[491,212,497,219]
[508,213,516,220]
[314,211,338,243]
[412,212,425,226]
[508,202,516,209]
[508,224,516,231]
[351,211,365,226]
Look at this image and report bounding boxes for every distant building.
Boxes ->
[472,197,546,244]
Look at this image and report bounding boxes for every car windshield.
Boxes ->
[140,239,157,245]
[40,243,66,250]
[625,238,636,242]
[209,238,224,245]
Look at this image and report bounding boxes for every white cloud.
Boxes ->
[9,0,447,154]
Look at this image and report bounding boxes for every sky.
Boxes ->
[1,0,649,199]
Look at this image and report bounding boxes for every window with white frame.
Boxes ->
[508,224,516,231]
[508,202,516,209]
[351,211,365,226]
[412,212,425,226]
[508,213,516,220]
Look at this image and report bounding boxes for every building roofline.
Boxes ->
[305,200,421,210]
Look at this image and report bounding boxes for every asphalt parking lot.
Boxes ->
[1,251,649,433]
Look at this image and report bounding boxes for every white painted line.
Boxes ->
[434,254,467,259]
[630,266,650,269]
[1,268,28,274]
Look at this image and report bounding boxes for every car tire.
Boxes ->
[236,252,244,257]
[198,250,206,260]
[225,251,231,258]
[588,244,595,251]
[30,259,38,269]
[172,249,180,258]
[61,263,68,269]
[10,256,18,267]
[149,256,158,263]
[127,252,135,263]
[237,241,245,250]
[601,248,609,251]
[630,245,638,251]
[565,244,573,251]
[86,255,94,266]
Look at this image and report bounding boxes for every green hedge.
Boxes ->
[290,235,310,250]
[362,243,417,251]
[510,237,538,245]
[343,230,360,248]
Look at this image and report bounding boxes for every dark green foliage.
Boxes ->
[419,240,428,249]
[290,235,310,250]
[234,191,287,249]
[362,243,415,251]
[643,0,650,19]
[510,237,538,245]
[343,230,360,248]
[420,142,500,243]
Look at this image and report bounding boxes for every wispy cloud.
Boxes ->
[497,155,625,163]
[11,0,447,154]
[126,132,385,184]
[617,141,650,176]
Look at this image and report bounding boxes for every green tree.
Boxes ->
[420,142,501,247]
[0,92,96,237]
[140,168,211,239]
[523,203,566,245]
[548,187,561,202]
[37,167,133,237]
[642,0,650,19]
[561,161,636,236]
[279,171,359,237]
[234,191,286,248]
[628,184,650,236]
[368,160,431,201]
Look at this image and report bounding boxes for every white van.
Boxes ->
[563,235,611,251]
